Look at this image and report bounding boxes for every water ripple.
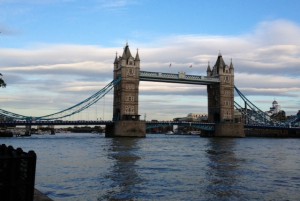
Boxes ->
[1,134,300,200]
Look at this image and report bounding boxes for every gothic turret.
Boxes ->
[229,58,234,73]
[135,49,140,66]
[113,52,118,69]
[210,52,234,76]
[122,43,132,59]
[214,52,225,75]
[206,61,211,76]
[121,43,134,66]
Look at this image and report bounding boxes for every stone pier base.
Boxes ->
[214,122,245,137]
[105,120,146,137]
[25,125,32,136]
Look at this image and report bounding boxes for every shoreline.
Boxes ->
[34,189,53,201]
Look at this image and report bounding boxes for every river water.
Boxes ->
[1,133,300,201]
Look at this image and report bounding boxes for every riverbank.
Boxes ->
[34,189,53,201]
[245,127,300,137]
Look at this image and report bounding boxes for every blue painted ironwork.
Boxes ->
[0,120,114,126]
[0,77,121,121]
[0,120,214,131]
[146,121,215,131]
[234,86,277,125]
[140,71,219,85]
[0,72,298,131]
[234,86,299,127]
[284,115,300,126]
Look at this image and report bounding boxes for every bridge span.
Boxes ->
[139,71,219,85]
[0,120,215,131]
[1,43,299,137]
[2,119,298,130]
[0,120,114,127]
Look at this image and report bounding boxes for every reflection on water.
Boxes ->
[99,138,142,201]
[205,138,242,201]
[1,134,300,201]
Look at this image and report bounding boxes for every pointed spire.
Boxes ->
[229,58,234,69]
[215,52,226,68]
[135,48,140,61]
[206,61,211,72]
[114,52,118,64]
[121,43,132,60]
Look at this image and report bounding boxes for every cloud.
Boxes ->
[250,20,300,46]
[0,24,18,36]
[0,19,299,119]
[98,0,137,9]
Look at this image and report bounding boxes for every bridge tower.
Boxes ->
[207,53,244,137]
[106,43,146,137]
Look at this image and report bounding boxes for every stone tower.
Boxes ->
[207,53,234,123]
[106,43,146,137]
[207,53,244,137]
[113,43,141,121]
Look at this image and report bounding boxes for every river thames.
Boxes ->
[1,133,300,201]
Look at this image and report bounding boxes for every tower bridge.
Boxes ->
[106,44,244,137]
[0,43,299,137]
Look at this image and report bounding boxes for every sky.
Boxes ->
[0,0,300,121]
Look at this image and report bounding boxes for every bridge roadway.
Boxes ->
[245,124,300,130]
[0,120,215,130]
[0,120,114,126]
[1,120,297,131]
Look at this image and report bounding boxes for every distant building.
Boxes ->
[266,100,286,121]
[266,100,281,116]
[234,109,243,123]
[173,113,208,122]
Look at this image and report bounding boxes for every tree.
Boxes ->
[0,73,6,88]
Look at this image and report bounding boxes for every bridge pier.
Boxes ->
[105,120,146,137]
[49,125,55,135]
[214,122,244,137]
[25,125,31,136]
[200,122,245,137]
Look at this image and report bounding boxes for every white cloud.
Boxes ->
[0,19,299,119]
[250,20,300,45]
[98,0,137,9]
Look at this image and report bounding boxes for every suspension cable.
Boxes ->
[0,77,121,121]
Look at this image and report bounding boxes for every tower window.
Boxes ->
[125,96,135,102]
[126,84,135,90]
[126,69,135,76]
[125,106,135,114]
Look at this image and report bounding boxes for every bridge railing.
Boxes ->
[140,71,219,84]
[0,120,114,126]
[146,121,215,131]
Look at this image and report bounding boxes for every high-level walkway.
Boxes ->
[140,71,219,85]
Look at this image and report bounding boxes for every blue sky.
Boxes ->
[2,0,300,47]
[0,0,300,120]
